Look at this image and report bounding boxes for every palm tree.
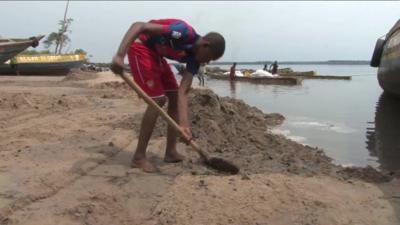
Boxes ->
[43,32,60,53]
[43,0,72,54]
[57,0,70,54]
[43,24,72,54]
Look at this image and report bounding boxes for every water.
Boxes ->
[198,64,400,171]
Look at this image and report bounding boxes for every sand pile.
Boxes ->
[123,89,335,175]
[185,89,336,176]
[62,69,100,81]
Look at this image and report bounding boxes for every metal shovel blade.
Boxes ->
[206,157,240,174]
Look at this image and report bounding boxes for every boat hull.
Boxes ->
[378,59,400,97]
[206,73,302,85]
[0,61,84,75]
[0,54,85,75]
[0,45,32,64]
[377,20,400,97]
[0,35,44,64]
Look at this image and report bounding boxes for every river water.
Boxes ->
[199,64,400,171]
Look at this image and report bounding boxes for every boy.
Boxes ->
[229,62,237,81]
[111,19,225,172]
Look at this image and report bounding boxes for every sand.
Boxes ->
[0,71,399,225]
[151,174,396,225]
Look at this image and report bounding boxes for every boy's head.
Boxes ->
[195,32,225,63]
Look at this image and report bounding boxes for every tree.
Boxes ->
[57,18,73,54]
[43,18,73,54]
[43,32,59,53]
[74,48,87,55]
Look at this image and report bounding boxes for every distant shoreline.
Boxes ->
[207,60,370,66]
[92,60,370,67]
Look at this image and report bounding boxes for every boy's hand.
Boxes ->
[180,126,193,145]
[111,55,124,75]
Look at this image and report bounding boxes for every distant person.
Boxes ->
[110,18,225,172]
[230,62,237,80]
[197,63,206,86]
[263,63,268,71]
[271,61,278,74]
[176,63,204,86]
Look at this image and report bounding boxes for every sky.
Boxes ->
[1,1,399,62]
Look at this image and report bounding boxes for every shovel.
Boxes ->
[118,72,239,174]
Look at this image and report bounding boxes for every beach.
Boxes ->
[0,71,399,225]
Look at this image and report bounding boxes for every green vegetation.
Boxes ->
[21,49,51,55]
[73,48,86,55]
[43,18,73,54]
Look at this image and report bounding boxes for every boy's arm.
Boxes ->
[111,22,164,75]
[178,71,194,141]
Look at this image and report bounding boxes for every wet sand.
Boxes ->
[0,71,398,225]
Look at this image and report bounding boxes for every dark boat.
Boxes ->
[371,19,400,97]
[205,72,302,85]
[0,35,44,64]
[0,53,86,75]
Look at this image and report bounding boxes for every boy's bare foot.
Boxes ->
[164,151,185,163]
[131,158,157,173]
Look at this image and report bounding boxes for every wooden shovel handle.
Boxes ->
[119,73,209,160]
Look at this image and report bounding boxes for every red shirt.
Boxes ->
[139,19,201,75]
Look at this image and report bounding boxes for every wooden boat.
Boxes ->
[279,72,352,80]
[205,72,302,85]
[0,53,86,75]
[278,69,351,80]
[371,19,400,97]
[205,66,350,81]
[280,71,315,76]
[242,69,315,77]
[0,35,44,64]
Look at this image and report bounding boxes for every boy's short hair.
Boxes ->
[203,32,225,60]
